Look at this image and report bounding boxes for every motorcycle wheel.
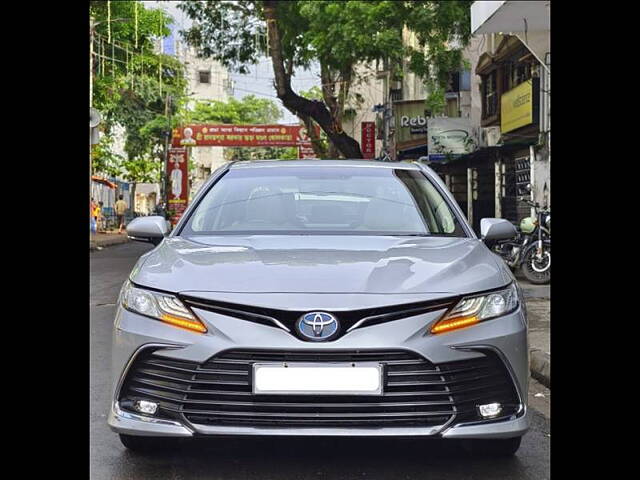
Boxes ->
[521,246,551,285]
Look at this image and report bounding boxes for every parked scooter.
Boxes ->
[492,198,550,285]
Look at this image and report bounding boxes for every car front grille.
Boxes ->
[119,348,520,429]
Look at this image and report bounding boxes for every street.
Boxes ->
[90,242,550,480]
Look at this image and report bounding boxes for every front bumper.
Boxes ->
[109,301,529,439]
[108,401,529,438]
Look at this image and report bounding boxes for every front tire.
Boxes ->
[463,436,522,456]
[119,434,181,453]
[521,246,550,285]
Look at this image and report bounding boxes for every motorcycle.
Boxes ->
[492,198,550,285]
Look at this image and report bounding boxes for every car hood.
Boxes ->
[131,235,509,298]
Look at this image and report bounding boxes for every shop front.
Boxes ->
[393,99,428,161]
[475,34,545,226]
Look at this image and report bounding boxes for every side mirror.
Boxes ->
[126,216,170,245]
[480,218,517,244]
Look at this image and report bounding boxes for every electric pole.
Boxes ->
[90,18,95,228]
[162,93,172,216]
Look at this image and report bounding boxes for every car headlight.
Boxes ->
[120,280,207,333]
[431,284,519,334]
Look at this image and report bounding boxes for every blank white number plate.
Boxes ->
[252,362,383,395]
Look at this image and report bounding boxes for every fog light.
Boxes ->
[134,400,158,415]
[478,402,502,418]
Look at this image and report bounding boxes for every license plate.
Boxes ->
[252,362,383,395]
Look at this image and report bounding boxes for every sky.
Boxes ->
[144,1,320,124]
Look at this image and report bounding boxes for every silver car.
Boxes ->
[110,160,528,455]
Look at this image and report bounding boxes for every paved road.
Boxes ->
[90,242,550,480]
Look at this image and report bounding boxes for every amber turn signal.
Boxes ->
[160,314,208,333]
[430,315,479,334]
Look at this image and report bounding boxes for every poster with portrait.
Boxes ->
[166,148,189,226]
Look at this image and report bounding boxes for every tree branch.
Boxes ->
[263,0,362,159]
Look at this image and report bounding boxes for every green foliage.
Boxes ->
[298,86,330,157]
[425,85,446,116]
[91,132,124,178]
[177,1,472,156]
[189,95,283,125]
[177,1,272,74]
[299,86,322,101]
[188,95,296,161]
[121,157,160,184]
[225,146,298,161]
[298,0,406,70]
[91,1,188,183]
[403,1,473,113]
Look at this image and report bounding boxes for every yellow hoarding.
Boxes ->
[501,81,533,133]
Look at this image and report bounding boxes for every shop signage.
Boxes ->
[394,100,429,151]
[166,148,189,226]
[427,117,474,163]
[361,121,375,159]
[171,124,313,148]
[501,81,533,134]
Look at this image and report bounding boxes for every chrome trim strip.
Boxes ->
[111,401,194,435]
[346,303,452,333]
[183,300,291,333]
[440,412,528,439]
[190,423,448,437]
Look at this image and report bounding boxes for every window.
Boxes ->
[446,71,460,93]
[181,167,465,237]
[198,70,211,84]
[482,71,498,118]
[504,60,531,91]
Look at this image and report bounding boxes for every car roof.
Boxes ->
[229,159,422,170]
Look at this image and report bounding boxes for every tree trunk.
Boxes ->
[263,1,363,159]
[320,63,341,158]
[300,114,327,158]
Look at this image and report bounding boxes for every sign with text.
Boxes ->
[501,81,533,134]
[172,124,313,148]
[427,117,474,163]
[166,148,189,226]
[361,121,375,159]
[394,99,429,151]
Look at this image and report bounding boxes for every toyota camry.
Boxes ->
[109,160,528,455]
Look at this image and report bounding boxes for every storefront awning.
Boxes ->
[92,176,117,189]
[471,1,549,35]
[445,137,538,164]
[397,144,427,160]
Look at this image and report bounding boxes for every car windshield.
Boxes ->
[180,166,466,236]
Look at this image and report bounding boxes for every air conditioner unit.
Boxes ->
[480,127,501,147]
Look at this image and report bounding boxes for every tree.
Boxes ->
[91,1,188,187]
[188,95,282,124]
[176,1,471,158]
[299,86,329,158]
[91,132,124,179]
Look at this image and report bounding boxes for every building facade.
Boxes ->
[468,0,550,228]
[369,1,551,234]
[340,63,385,159]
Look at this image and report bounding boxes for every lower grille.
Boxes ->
[119,349,520,429]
